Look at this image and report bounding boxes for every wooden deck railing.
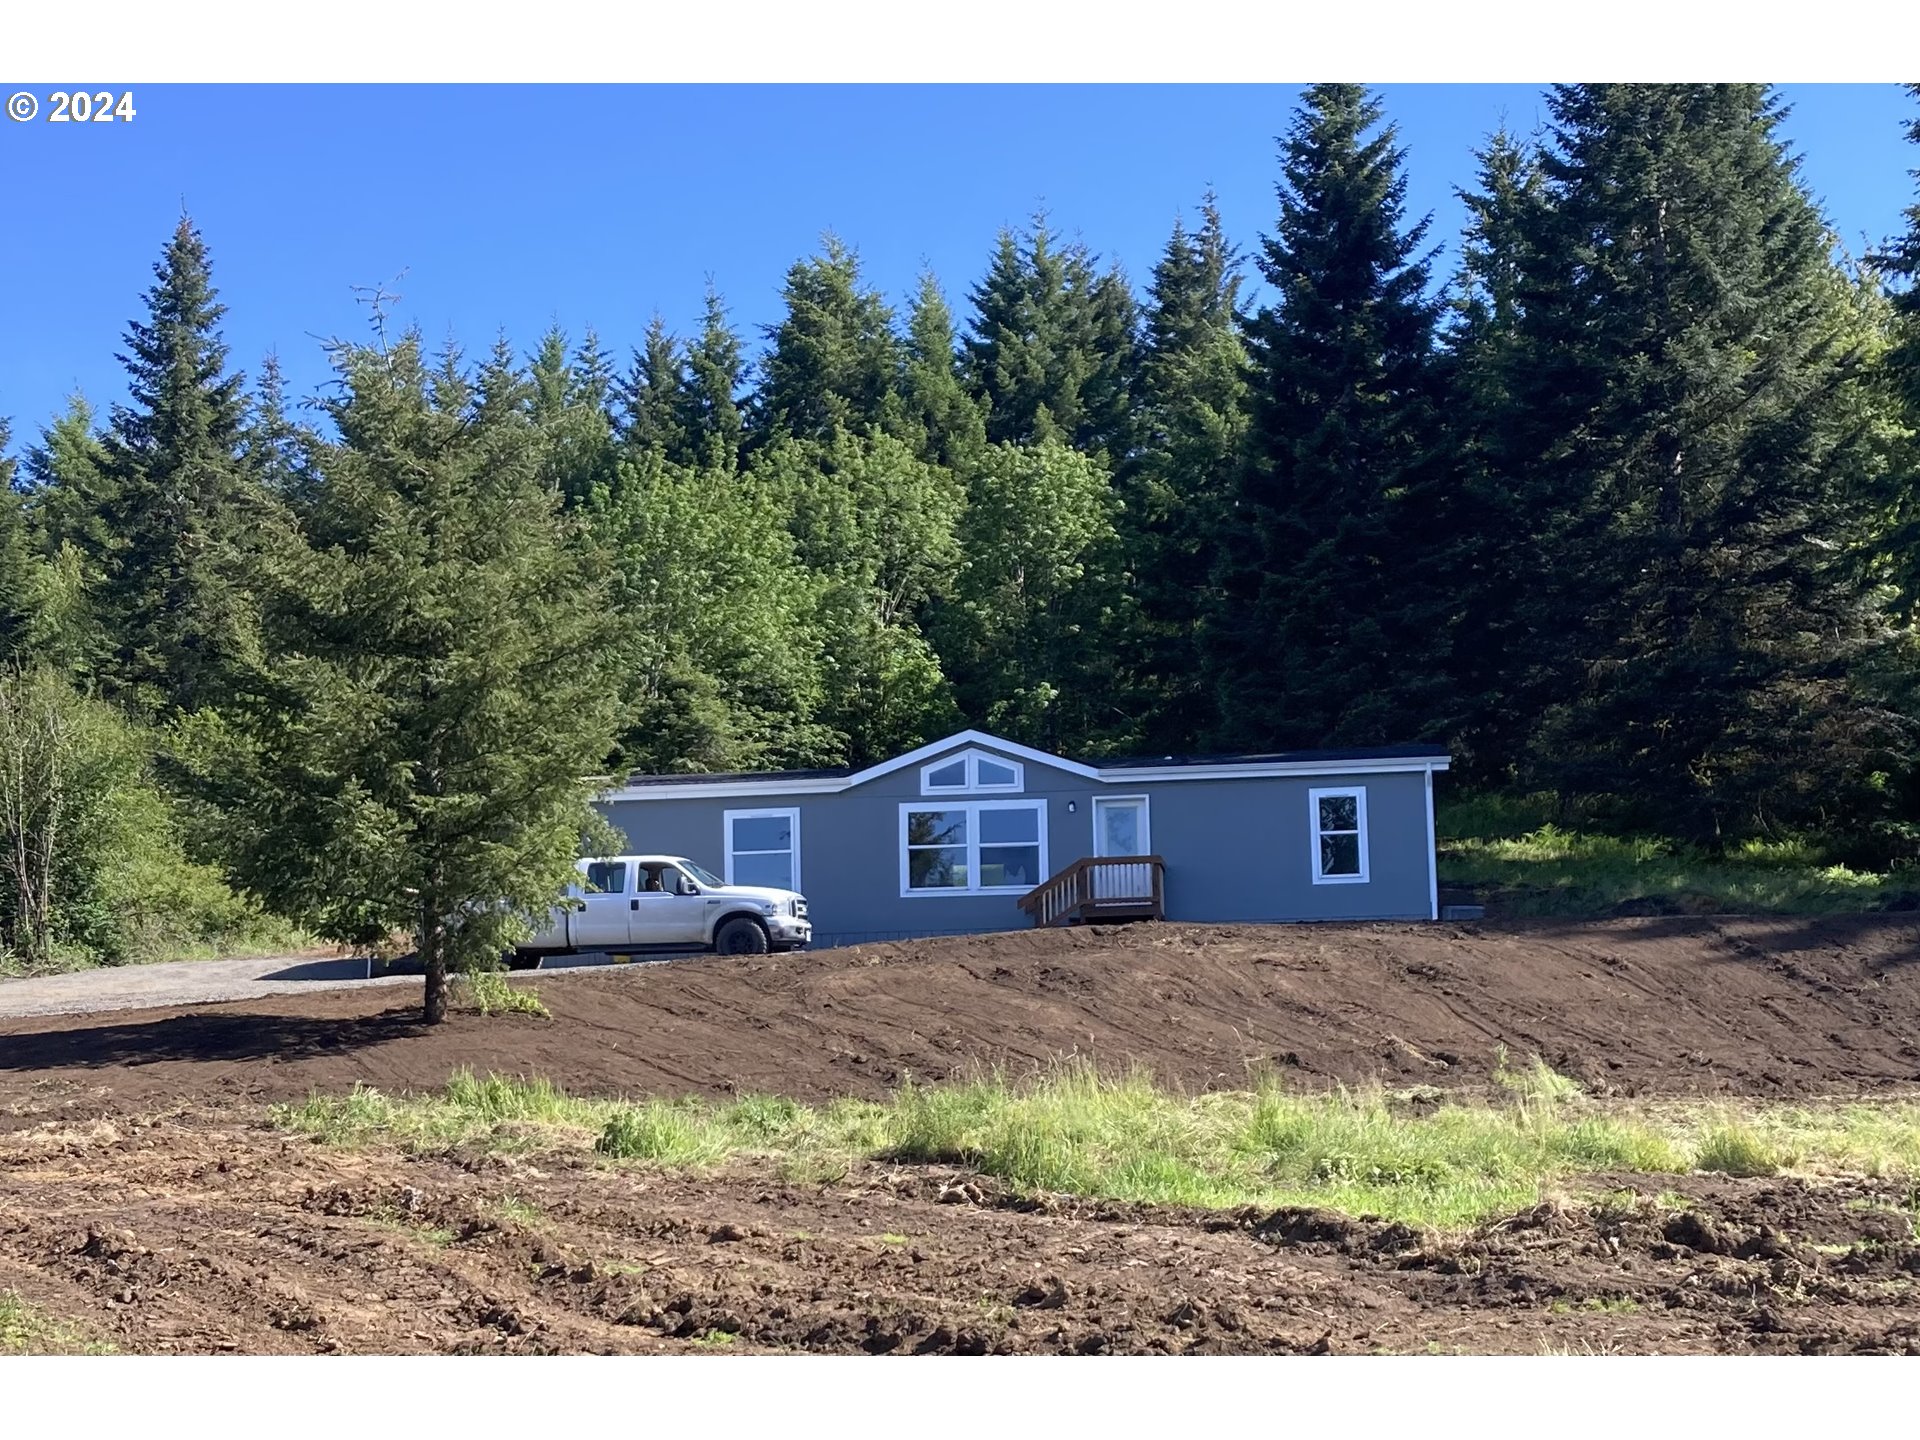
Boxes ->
[1016,855,1165,928]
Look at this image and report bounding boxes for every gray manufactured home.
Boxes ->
[597,729,1450,949]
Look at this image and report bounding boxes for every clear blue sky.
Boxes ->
[2,84,1915,450]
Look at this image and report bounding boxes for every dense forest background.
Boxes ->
[5,82,1920,976]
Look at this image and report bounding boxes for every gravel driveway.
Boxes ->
[0,951,643,1021]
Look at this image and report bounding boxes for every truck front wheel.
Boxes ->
[714,917,770,956]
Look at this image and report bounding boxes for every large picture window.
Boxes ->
[901,800,1046,896]
[1309,787,1369,884]
[724,807,801,890]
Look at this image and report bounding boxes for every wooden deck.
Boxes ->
[1016,855,1166,929]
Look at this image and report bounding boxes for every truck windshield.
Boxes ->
[679,860,724,888]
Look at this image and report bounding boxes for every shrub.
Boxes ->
[0,666,297,972]
[454,971,550,1018]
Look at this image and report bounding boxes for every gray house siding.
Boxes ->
[1143,770,1433,924]
[598,736,1438,949]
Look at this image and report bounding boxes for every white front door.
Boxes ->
[1093,797,1149,857]
[1091,797,1151,900]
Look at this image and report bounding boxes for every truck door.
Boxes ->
[575,859,636,949]
[629,862,709,946]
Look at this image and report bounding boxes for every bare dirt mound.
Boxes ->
[4,914,1920,1112]
[3,1106,1917,1355]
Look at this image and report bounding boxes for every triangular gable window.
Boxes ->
[919,748,1025,795]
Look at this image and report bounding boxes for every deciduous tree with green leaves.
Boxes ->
[753,428,963,764]
[933,438,1128,752]
[592,448,836,775]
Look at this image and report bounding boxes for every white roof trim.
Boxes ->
[1098,757,1449,782]
[858,729,1101,784]
[600,728,1448,802]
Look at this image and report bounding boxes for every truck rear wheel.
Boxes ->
[714,917,770,956]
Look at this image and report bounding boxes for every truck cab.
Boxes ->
[514,854,811,964]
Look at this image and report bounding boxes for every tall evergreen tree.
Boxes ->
[1496,84,1901,838]
[962,219,1139,458]
[190,328,624,1023]
[1207,84,1451,751]
[1440,130,1551,777]
[678,285,748,472]
[527,326,620,506]
[19,397,117,679]
[757,237,902,444]
[898,272,987,469]
[242,353,319,511]
[0,419,38,663]
[1125,196,1249,751]
[616,315,691,465]
[1881,86,1920,619]
[22,395,116,563]
[99,217,273,715]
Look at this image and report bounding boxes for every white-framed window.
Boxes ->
[900,799,1047,896]
[1309,786,1369,884]
[919,748,1025,795]
[723,807,801,891]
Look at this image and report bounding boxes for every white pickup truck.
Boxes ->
[510,854,811,966]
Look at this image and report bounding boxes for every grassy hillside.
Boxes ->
[1437,794,1919,917]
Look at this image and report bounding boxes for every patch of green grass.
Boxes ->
[0,1292,114,1355]
[454,971,551,1019]
[492,1194,544,1227]
[1547,1296,1641,1314]
[271,1061,1920,1234]
[595,1100,736,1165]
[1494,1047,1585,1105]
[1693,1122,1785,1177]
[362,1199,456,1247]
[878,1233,910,1246]
[272,1069,607,1152]
[690,1328,738,1348]
[1437,794,1908,917]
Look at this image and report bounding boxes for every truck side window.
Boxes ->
[585,861,626,895]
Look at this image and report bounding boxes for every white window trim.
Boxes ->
[1091,794,1152,857]
[723,806,802,891]
[918,748,1025,796]
[1309,786,1370,885]
[899,798,1049,898]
